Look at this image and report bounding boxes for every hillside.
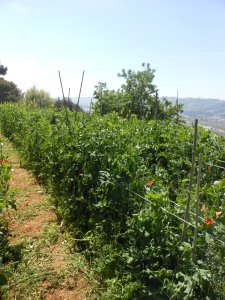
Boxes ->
[78,96,225,117]
[167,97,225,118]
[70,96,225,134]
[166,97,225,134]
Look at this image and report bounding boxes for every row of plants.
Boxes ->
[0,139,16,291]
[0,103,224,299]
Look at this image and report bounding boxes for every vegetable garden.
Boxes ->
[0,103,225,299]
[0,139,15,290]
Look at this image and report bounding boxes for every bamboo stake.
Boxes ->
[58,70,70,127]
[89,98,93,114]
[67,88,71,111]
[192,154,202,261]
[176,90,179,121]
[154,90,158,120]
[76,70,85,110]
[58,70,66,106]
[68,87,70,101]
[181,119,198,242]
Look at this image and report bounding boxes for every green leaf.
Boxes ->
[127,257,134,264]
[0,273,7,286]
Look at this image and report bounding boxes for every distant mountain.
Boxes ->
[165,97,225,135]
[71,96,225,118]
[165,97,225,119]
[65,96,225,134]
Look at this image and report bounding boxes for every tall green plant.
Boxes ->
[0,140,16,291]
[0,103,224,298]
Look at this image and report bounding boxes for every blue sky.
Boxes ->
[1,0,225,99]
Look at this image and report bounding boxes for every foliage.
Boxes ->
[93,63,183,121]
[54,98,83,112]
[24,85,53,108]
[0,62,22,103]
[93,82,124,115]
[0,103,225,299]
[0,140,16,291]
[0,79,22,103]
[0,63,8,77]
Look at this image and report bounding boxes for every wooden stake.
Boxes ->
[74,70,85,119]
[181,119,198,242]
[89,98,93,114]
[154,90,158,120]
[68,87,70,101]
[58,70,70,127]
[192,154,202,261]
[58,71,66,106]
[77,70,85,109]
[67,88,71,111]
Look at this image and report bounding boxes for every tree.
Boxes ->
[93,63,183,120]
[0,63,8,77]
[0,62,22,103]
[93,82,124,115]
[24,85,53,108]
[0,79,22,103]
[156,96,183,121]
[118,63,157,118]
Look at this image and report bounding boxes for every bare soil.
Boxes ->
[2,138,96,299]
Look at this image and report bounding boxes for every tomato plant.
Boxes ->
[0,103,224,299]
[0,140,16,289]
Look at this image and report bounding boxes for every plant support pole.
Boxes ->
[181,119,198,242]
[75,70,85,119]
[89,98,93,114]
[192,154,201,261]
[67,88,71,111]
[58,70,70,128]
[58,70,66,106]
[154,90,158,120]
[77,70,85,109]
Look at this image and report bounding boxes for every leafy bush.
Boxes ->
[0,103,224,299]
[0,79,22,103]
[24,85,53,108]
[0,140,16,290]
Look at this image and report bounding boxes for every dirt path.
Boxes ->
[1,137,97,299]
